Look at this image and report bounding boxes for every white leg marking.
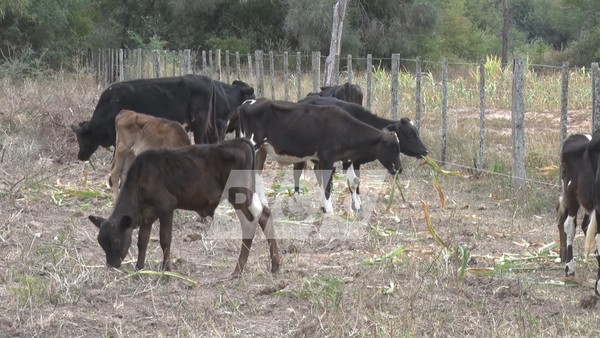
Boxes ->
[321,189,333,213]
[346,164,361,211]
[248,193,263,219]
[256,174,268,207]
[585,210,598,258]
[565,216,576,246]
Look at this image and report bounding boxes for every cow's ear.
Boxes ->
[244,87,255,96]
[88,215,106,228]
[320,86,331,91]
[119,215,133,231]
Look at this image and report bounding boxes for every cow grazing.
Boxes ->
[557,133,593,277]
[71,75,255,161]
[238,98,402,213]
[109,110,191,201]
[309,82,364,105]
[88,138,280,275]
[297,96,428,211]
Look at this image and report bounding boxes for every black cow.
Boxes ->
[88,138,280,275]
[557,133,593,277]
[238,98,402,213]
[295,96,428,211]
[71,75,255,161]
[309,82,364,105]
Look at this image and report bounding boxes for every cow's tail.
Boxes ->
[239,138,257,192]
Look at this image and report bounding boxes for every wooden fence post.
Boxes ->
[296,52,302,101]
[560,62,569,144]
[225,50,230,83]
[118,49,124,82]
[334,54,340,85]
[593,62,600,132]
[137,49,143,79]
[153,50,161,78]
[235,52,241,80]
[269,51,275,99]
[512,56,527,190]
[347,54,353,84]
[478,59,486,171]
[390,53,400,120]
[183,49,191,75]
[312,51,321,93]
[248,53,254,85]
[284,51,289,101]
[216,49,222,81]
[366,54,372,110]
[208,50,214,78]
[415,56,422,131]
[202,51,207,76]
[441,58,448,165]
[255,50,264,98]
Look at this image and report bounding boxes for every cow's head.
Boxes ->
[89,215,134,269]
[385,118,428,158]
[70,121,99,161]
[374,131,403,176]
[232,80,256,101]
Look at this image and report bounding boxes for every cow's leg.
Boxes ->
[318,162,335,213]
[564,213,577,276]
[191,116,208,144]
[258,207,280,273]
[229,187,261,275]
[346,163,361,212]
[158,212,174,271]
[255,147,269,206]
[557,197,568,262]
[293,162,306,194]
[136,221,154,270]
[596,236,600,296]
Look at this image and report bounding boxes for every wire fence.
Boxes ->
[79,48,600,192]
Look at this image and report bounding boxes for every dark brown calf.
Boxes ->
[89,138,280,275]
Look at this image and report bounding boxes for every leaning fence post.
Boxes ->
[296,52,302,101]
[183,49,191,75]
[312,51,321,93]
[560,62,569,144]
[593,62,600,132]
[391,53,400,120]
[284,51,289,101]
[366,54,372,110]
[478,59,486,171]
[441,58,448,165]
[415,56,422,131]
[512,56,527,190]
[269,51,275,99]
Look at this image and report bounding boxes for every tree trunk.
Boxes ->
[323,0,348,86]
[501,0,509,69]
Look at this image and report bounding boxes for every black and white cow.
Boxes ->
[557,133,593,277]
[89,138,280,275]
[238,98,402,213]
[71,75,255,161]
[297,96,428,211]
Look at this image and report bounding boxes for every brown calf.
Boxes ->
[110,110,191,201]
[89,138,280,275]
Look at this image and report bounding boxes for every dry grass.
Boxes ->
[0,66,599,337]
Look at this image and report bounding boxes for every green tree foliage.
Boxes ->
[1,0,599,71]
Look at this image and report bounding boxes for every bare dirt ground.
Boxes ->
[1,75,600,337]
